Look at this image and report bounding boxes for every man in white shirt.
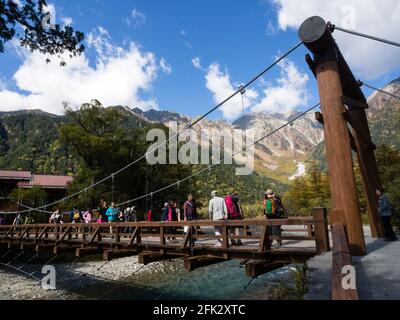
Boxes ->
[209,190,228,247]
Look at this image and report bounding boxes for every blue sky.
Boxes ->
[0,0,399,120]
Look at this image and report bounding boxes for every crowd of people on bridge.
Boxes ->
[11,187,398,244]
[42,189,286,247]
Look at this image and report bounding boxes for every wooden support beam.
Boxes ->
[103,248,138,261]
[181,226,192,249]
[35,226,49,244]
[56,226,72,244]
[245,260,287,278]
[348,129,358,152]
[346,109,384,238]
[315,111,324,125]
[127,227,139,246]
[344,110,376,150]
[258,226,271,252]
[342,96,369,110]
[88,227,100,244]
[222,225,228,249]
[305,53,317,77]
[17,227,29,240]
[183,256,225,272]
[299,15,367,255]
[314,60,366,256]
[313,208,330,254]
[138,251,170,265]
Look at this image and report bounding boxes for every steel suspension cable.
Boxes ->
[328,22,400,48]
[358,80,400,100]
[0,42,302,215]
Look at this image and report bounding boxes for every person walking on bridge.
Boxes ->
[264,189,284,247]
[376,189,398,242]
[106,202,119,236]
[183,194,198,244]
[209,190,228,247]
[225,191,243,246]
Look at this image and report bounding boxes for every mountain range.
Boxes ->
[0,76,399,182]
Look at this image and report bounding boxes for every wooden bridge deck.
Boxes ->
[0,209,330,277]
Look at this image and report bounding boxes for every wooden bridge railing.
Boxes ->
[0,208,329,265]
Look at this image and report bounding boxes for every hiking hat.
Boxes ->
[211,190,218,197]
[266,189,274,196]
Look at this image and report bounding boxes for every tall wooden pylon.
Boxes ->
[299,16,367,255]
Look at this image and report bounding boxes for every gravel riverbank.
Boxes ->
[0,251,304,300]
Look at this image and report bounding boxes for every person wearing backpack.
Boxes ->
[106,202,119,236]
[50,209,63,224]
[225,192,243,246]
[209,190,228,247]
[264,189,284,247]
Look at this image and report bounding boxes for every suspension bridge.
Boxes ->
[1,16,400,300]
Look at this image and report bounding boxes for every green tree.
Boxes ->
[375,144,400,226]
[284,161,331,216]
[59,100,192,213]
[0,0,84,63]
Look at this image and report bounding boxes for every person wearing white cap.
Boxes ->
[209,190,228,247]
[264,189,284,247]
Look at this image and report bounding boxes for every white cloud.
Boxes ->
[191,57,202,69]
[252,60,309,114]
[271,0,400,79]
[126,9,146,28]
[205,63,259,120]
[61,16,73,26]
[160,58,172,74]
[180,30,187,35]
[0,27,160,114]
[204,58,309,119]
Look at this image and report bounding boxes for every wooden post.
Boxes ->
[115,226,120,243]
[137,227,142,244]
[222,224,228,249]
[344,108,384,238]
[299,17,366,255]
[258,226,271,252]
[315,62,365,255]
[313,208,330,254]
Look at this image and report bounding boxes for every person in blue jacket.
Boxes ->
[376,189,398,242]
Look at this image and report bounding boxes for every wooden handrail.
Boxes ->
[0,216,318,229]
